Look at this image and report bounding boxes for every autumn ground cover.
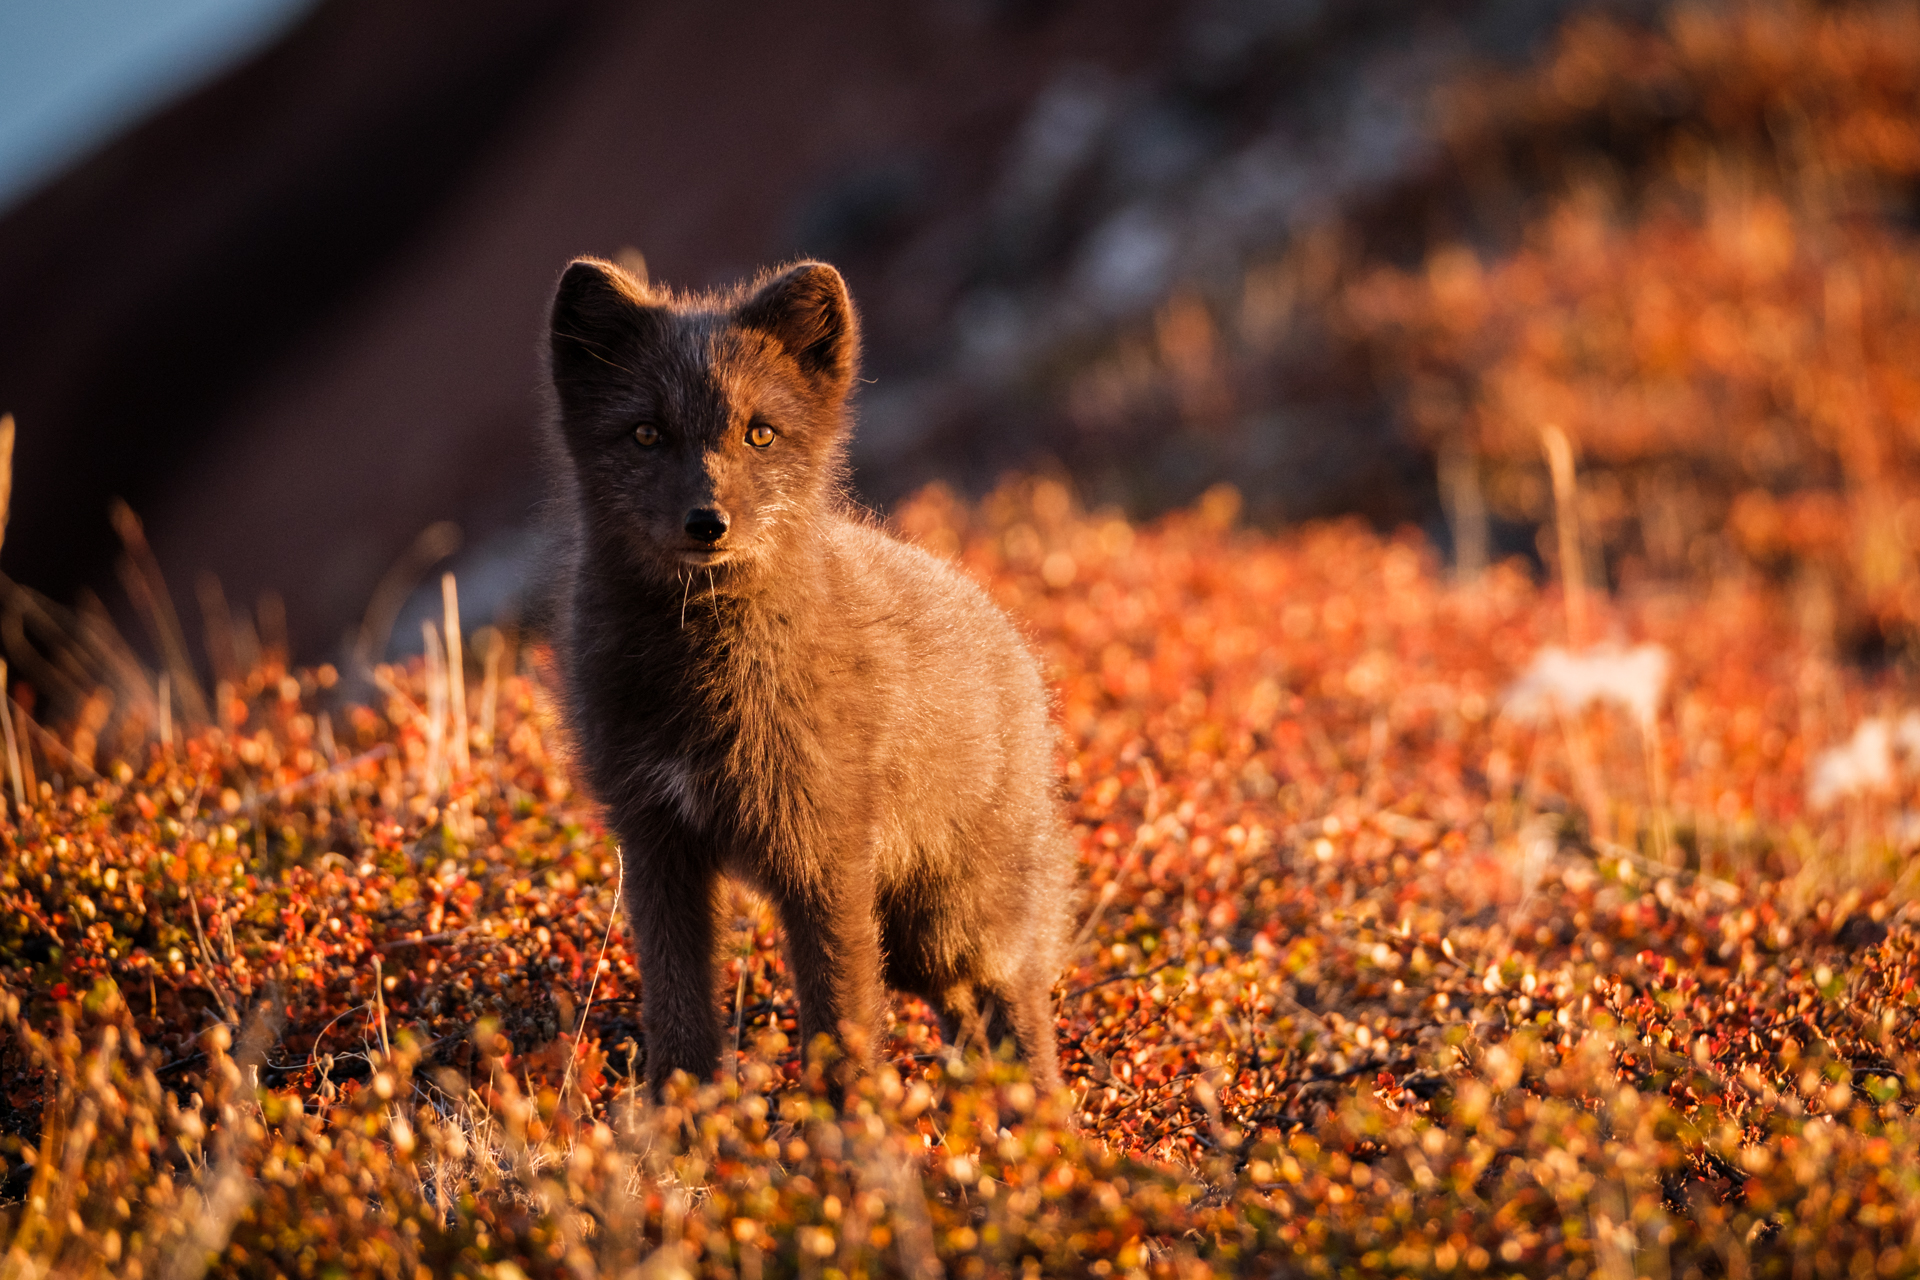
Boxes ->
[11,4,1920,1276]
[0,477,1918,1278]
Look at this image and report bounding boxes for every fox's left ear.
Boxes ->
[736,262,860,397]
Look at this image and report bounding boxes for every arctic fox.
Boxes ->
[543,256,1072,1095]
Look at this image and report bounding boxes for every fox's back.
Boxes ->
[816,519,1061,877]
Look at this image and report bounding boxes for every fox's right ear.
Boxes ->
[548,257,659,397]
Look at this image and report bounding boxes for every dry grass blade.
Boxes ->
[442,572,469,778]
[1438,436,1488,584]
[157,671,172,752]
[194,572,239,688]
[11,477,1920,1275]
[0,413,12,564]
[8,698,33,802]
[152,1013,281,1280]
[8,694,96,783]
[559,859,624,1113]
[1541,423,1587,648]
[420,620,447,798]
[0,576,98,711]
[477,625,503,749]
[108,500,210,724]
[353,521,460,673]
[0,658,20,812]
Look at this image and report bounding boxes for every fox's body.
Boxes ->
[543,256,1071,1094]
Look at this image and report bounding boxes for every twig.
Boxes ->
[1082,1049,1142,1098]
[302,1002,372,1076]
[559,859,625,1112]
[1065,959,1180,1000]
[1073,879,1121,952]
[187,892,238,1026]
[373,926,479,952]
[372,955,393,1062]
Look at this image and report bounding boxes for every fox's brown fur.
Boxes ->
[542,256,1073,1096]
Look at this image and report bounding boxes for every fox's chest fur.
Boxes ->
[563,543,883,887]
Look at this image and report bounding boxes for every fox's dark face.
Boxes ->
[548,258,858,582]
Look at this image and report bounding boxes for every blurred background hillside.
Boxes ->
[6,0,1920,693]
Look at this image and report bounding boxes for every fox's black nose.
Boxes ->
[685,509,729,544]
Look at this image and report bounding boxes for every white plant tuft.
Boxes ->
[1809,718,1897,809]
[1504,643,1671,727]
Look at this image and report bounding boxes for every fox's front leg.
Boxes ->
[621,844,722,1095]
[775,866,884,1090]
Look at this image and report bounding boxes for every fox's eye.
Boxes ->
[634,423,661,447]
[746,423,776,449]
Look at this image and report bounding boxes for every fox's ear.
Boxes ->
[549,257,660,394]
[736,262,860,397]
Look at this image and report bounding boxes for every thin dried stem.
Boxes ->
[421,620,448,799]
[195,573,239,688]
[157,672,172,753]
[372,955,393,1063]
[109,500,210,724]
[1643,712,1673,867]
[10,695,96,783]
[441,573,470,779]
[559,858,624,1115]
[1555,700,1611,846]
[1439,436,1488,584]
[731,905,755,1083]
[1541,423,1589,648]
[0,415,11,562]
[0,660,19,813]
[10,699,34,802]
[477,627,503,749]
[187,891,238,1027]
[354,522,460,674]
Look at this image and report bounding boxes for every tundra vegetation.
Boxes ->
[2,477,1920,1279]
[13,2,1920,1276]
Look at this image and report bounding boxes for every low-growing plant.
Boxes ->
[1,480,1919,1277]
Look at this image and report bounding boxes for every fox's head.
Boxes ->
[547,257,859,581]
